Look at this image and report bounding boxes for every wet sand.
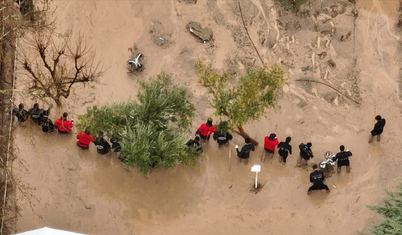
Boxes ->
[12,0,402,234]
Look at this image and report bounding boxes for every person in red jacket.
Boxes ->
[195,118,217,142]
[262,133,279,162]
[54,112,74,134]
[76,130,95,150]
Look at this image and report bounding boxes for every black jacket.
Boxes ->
[28,107,43,123]
[278,141,292,157]
[186,139,203,153]
[13,108,29,122]
[110,137,122,152]
[94,137,111,155]
[213,131,233,145]
[38,117,54,133]
[371,119,386,136]
[299,143,313,160]
[236,144,255,159]
[310,170,325,185]
[333,151,352,162]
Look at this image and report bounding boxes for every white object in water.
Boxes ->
[251,165,261,188]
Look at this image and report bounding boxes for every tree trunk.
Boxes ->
[231,125,259,146]
[53,96,62,107]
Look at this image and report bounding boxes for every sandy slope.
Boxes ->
[12,0,402,234]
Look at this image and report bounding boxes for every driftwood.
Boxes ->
[238,2,264,66]
[296,78,361,105]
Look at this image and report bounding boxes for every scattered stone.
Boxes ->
[186,21,213,43]
[179,0,197,3]
[318,52,327,60]
[327,59,336,68]
[339,32,352,42]
[301,66,311,71]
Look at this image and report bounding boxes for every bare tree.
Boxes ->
[19,29,104,106]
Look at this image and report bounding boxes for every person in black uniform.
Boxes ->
[308,164,330,194]
[29,103,53,124]
[186,136,203,153]
[38,111,54,133]
[332,145,352,173]
[297,142,313,167]
[213,130,233,149]
[93,132,111,155]
[13,103,29,122]
[277,137,292,165]
[369,115,386,143]
[236,137,255,165]
[110,136,122,153]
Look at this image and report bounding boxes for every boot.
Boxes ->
[296,157,302,167]
[261,151,266,162]
[368,135,374,143]
[337,167,341,173]
[301,159,307,167]
[377,134,381,141]
[346,166,350,173]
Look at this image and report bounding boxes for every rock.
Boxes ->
[179,0,197,3]
[186,21,213,42]
[327,59,336,68]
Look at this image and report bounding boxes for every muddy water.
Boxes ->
[13,0,402,234]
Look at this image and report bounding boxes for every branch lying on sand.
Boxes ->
[238,2,264,66]
[296,78,361,105]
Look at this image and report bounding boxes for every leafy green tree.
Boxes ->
[196,61,287,145]
[364,182,402,235]
[77,72,199,176]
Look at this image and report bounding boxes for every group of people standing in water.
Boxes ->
[193,115,386,194]
[13,104,387,194]
[12,103,121,156]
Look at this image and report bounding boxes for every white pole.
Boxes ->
[255,172,258,188]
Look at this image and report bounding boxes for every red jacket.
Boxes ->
[76,131,95,148]
[264,136,279,151]
[54,118,73,132]
[197,123,217,137]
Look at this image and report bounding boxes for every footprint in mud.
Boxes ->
[327,59,336,68]
[318,52,327,60]
[339,32,352,42]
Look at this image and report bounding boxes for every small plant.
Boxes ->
[278,0,308,13]
[364,181,402,234]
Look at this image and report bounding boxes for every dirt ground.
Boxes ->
[11,0,402,234]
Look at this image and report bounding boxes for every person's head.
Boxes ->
[245,137,251,144]
[18,103,24,109]
[269,133,276,140]
[39,112,44,118]
[375,115,382,121]
[286,137,291,143]
[307,142,312,148]
[62,112,68,121]
[42,110,48,116]
[85,129,90,135]
[313,164,318,170]
[340,145,345,151]
[206,117,213,126]
[33,103,39,108]
[195,136,200,142]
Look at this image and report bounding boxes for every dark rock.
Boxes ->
[186,21,213,42]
